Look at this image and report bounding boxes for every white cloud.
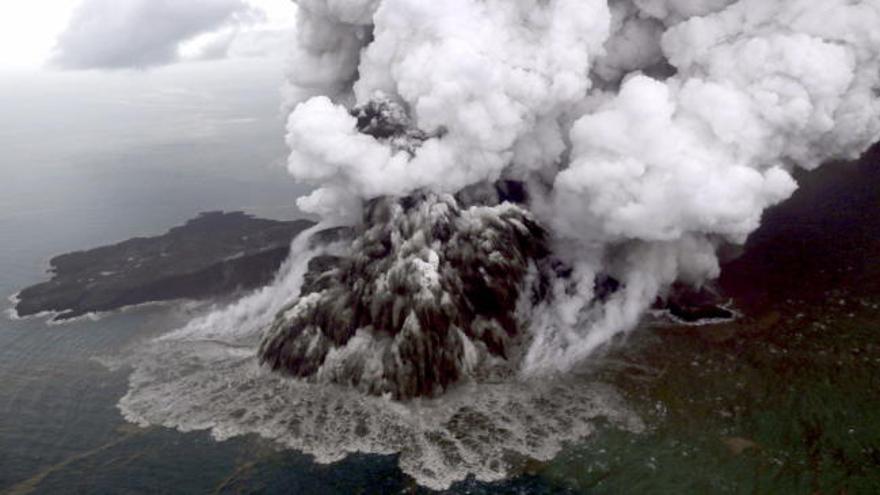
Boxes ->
[51,0,295,70]
[0,1,81,69]
[280,0,880,375]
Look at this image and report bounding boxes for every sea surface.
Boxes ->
[1,65,878,494]
[0,65,579,494]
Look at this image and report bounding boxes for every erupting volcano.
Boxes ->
[260,98,551,398]
[260,0,880,394]
[118,0,880,489]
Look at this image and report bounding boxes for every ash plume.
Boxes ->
[259,190,546,398]
[266,0,880,392]
[52,0,262,69]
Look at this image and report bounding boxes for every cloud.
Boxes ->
[280,0,880,375]
[51,0,263,69]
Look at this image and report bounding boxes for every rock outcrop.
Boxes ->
[15,211,315,321]
[259,190,548,399]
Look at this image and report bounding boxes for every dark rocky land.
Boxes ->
[14,211,315,321]
[534,143,880,493]
[259,190,548,399]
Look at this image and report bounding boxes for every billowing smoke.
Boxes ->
[115,0,880,485]
[269,0,880,392]
[260,189,547,398]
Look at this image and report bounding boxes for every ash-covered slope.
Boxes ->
[15,212,315,321]
[259,190,547,399]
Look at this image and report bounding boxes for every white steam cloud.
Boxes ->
[115,1,880,486]
[282,0,880,374]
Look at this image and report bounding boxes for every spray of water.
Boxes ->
[118,221,642,489]
[120,0,880,487]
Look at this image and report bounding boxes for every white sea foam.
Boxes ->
[116,228,642,489]
[5,308,57,322]
[5,292,23,320]
[648,300,741,327]
[119,340,640,490]
[5,295,185,325]
[46,311,106,326]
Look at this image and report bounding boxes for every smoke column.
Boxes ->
[118,1,880,487]
[281,0,880,375]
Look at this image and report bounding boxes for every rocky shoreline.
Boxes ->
[13,211,315,321]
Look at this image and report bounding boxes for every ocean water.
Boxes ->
[0,66,618,494]
[0,65,419,494]
[0,152,634,494]
[2,63,878,493]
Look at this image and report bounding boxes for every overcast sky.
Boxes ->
[0,0,301,149]
[0,0,297,71]
[0,1,308,222]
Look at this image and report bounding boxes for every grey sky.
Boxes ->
[0,1,307,220]
[52,0,262,69]
[0,1,296,71]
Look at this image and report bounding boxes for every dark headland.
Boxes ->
[14,211,315,321]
